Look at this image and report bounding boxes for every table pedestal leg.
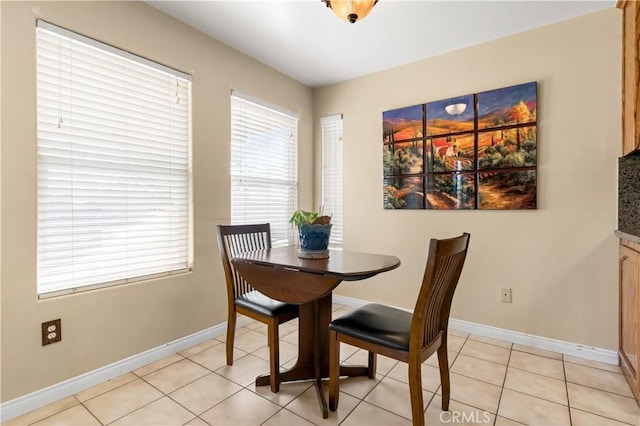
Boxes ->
[255,294,332,418]
[253,293,374,419]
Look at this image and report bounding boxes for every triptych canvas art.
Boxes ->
[383,82,537,210]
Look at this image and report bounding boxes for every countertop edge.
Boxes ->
[615,230,640,243]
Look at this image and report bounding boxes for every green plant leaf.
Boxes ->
[289,210,319,228]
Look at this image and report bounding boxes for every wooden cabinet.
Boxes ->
[620,240,640,402]
[619,0,640,155]
[618,1,640,403]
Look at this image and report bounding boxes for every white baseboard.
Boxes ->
[2,296,620,422]
[333,294,619,366]
[0,317,251,423]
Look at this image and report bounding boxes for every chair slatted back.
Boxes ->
[217,224,272,299]
[411,233,470,352]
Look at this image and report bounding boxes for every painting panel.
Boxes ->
[426,94,474,136]
[383,141,424,176]
[478,126,537,169]
[427,134,474,173]
[384,177,424,210]
[425,173,475,210]
[478,82,537,130]
[479,170,537,209]
[383,104,423,142]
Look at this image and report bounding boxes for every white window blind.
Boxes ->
[321,114,343,246]
[36,21,193,297]
[230,92,298,247]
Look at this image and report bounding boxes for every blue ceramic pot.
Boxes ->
[298,223,332,251]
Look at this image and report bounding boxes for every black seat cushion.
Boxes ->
[235,290,298,318]
[329,303,412,351]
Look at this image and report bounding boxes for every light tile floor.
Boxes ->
[5,304,640,426]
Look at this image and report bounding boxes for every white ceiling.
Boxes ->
[147,0,615,88]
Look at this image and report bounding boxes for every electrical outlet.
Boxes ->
[42,319,61,346]
[500,288,512,303]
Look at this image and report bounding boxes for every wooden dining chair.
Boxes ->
[216,223,299,392]
[328,233,470,426]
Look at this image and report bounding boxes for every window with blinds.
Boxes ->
[230,93,298,247]
[36,21,193,297]
[321,114,344,247]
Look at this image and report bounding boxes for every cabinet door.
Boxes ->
[620,244,639,399]
[621,0,640,155]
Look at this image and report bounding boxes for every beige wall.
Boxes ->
[314,9,621,351]
[0,1,313,401]
[0,1,622,405]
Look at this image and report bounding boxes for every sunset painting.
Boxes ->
[383,104,423,143]
[382,81,537,210]
[384,177,424,210]
[426,94,474,136]
[478,82,537,129]
[428,134,475,173]
[426,173,475,210]
[383,141,423,176]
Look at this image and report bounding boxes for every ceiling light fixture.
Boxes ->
[322,0,378,24]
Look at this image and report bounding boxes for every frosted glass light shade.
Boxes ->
[323,0,378,24]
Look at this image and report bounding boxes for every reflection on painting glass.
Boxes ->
[478,126,536,169]
[478,82,537,129]
[479,170,536,209]
[383,104,423,142]
[426,94,474,136]
[383,177,424,209]
[428,134,474,173]
[425,173,475,210]
[383,141,424,176]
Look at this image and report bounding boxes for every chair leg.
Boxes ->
[328,329,340,411]
[408,359,425,426]
[268,319,280,393]
[437,345,451,411]
[226,310,237,366]
[367,351,377,379]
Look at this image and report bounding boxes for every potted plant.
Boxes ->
[289,209,332,258]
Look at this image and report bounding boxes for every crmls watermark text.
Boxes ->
[439,410,492,424]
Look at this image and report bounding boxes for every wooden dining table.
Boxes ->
[231,246,401,418]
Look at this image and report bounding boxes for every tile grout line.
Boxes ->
[564,379,638,399]
[332,347,391,425]
[570,407,636,426]
[76,377,164,426]
[494,375,569,408]
[348,399,415,424]
[81,351,213,425]
[510,347,564,361]
[76,373,140,404]
[23,395,83,426]
[561,361,638,399]
[454,350,510,367]
[562,356,624,375]
[97,391,165,426]
[75,395,106,426]
[132,355,243,425]
[160,371,244,424]
[133,366,207,423]
[492,342,513,425]
[428,334,520,422]
[258,406,314,426]
[561,359,638,426]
